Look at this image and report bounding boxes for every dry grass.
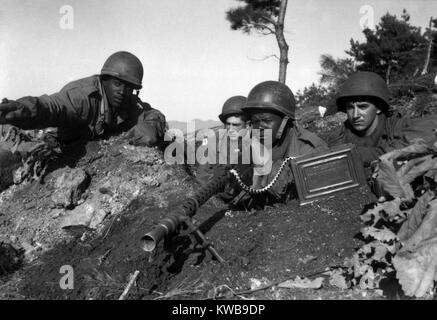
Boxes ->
[153,276,205,300]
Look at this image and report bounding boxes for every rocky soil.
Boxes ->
[1,90,436,300]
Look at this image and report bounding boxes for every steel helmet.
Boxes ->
[101,51,143,89]
[336,71,390,113]
[218,96,247,123]
[242,81,296,119]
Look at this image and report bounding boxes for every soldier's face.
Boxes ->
[224,115,247,139]
[102,77,134,109]
[345,99,380,135]
[250,111,283,144]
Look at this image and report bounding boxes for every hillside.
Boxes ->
[0,87,436,300]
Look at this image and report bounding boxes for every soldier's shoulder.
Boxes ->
[296,126,327,148]
[134,98,165,119]
[324,124,347,147]
[60,75,100,97]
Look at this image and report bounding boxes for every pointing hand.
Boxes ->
[0,99,25,125]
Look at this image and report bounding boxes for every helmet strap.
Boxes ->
[275,116,290,140]
[135,90,140,97]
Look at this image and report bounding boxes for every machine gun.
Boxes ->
[140,152,295,263]
[140,168,232,263]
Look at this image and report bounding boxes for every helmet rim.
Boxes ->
[243,80,296,120]
[336,95,389,113]
[101,51,143,89]
[336,71,390,113]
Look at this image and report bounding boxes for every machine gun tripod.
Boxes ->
[141,170,231,263]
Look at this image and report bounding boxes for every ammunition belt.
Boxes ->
[229,156,295,194]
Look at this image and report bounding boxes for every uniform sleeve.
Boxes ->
[265,132,327,201]
[297,127,329,153]
[325,127,346,147]
[397,115,437,146]
[361,115,411,166]
[268,161,294,200]
[127,107,168,147]
[356,146,386,166]
[10,89,91,130]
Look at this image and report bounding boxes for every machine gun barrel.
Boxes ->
[141,170,229,253]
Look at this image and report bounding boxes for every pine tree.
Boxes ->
[226,0,290,83]
[347,10,427,84]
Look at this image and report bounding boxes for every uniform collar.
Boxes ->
[95,76,116,134]
[271,125,321,160]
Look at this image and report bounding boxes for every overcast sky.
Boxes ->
[0,0,435,121]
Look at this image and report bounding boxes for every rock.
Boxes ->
[121,145,162,165]
[24,201,36,210]
[99,187,114,196]
[60,197,108,230]
[157,171,171,184]
[98,176,122,195]
[142,176,160,187]
[0,148,21,192]
[51,168,90,208]
[50,208,64,219]
[0,242,24,275]
[60,203,94,229]
[89,208,109,229]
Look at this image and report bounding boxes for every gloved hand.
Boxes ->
[124,126,156,147]
[0,98,25,125]
[230,189,266,211]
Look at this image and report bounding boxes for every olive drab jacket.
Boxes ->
[0,75,167,147]
[196,128,250,185]
[249,125,328,203]
[200,124,328,208]
[326,111,437,170]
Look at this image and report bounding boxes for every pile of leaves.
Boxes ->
[330,142,437,298]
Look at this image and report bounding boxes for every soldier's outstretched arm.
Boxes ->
[0,91,86,130]
[0,99,23,125]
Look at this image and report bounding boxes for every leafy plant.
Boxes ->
[330,142,437,298]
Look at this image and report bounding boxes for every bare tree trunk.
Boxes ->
[275,0,289,83]
[386,64,391,85]
[421,16,434,76]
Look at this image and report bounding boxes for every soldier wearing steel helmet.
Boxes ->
[0,51,167,147]
[218,95,249,136]
[327,71,417,168]
[195,95,250,187]
[0,51,167,191]
[237,80,328,206]
[206,81,327,209]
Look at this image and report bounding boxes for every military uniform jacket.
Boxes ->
[6,75,167,146]
[326,112,426,168]
[327,111,437,168]
[251,125,328,202]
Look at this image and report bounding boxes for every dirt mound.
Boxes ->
[3,90,436,300]
[0,135,196,298]
[14,182,376,300]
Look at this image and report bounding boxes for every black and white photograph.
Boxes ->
[1,0,437,308]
